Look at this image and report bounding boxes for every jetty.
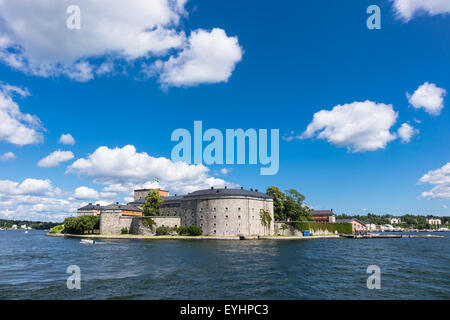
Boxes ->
[340,233,444,239]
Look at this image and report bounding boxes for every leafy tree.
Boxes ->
[283,189,312,221]
[266,186,286,220]
[63,216,99,234]
[142,189,163,216]
[260,209,272,235]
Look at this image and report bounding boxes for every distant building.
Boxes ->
[11,224,17,229]
[102,203,143,217]
[77,203,103,216]
[389,217,401,225]
[311,210,336,223]
[364,223,377,231]
[20,224,27,229]
[336,218,367,232]
[427,218,441,226]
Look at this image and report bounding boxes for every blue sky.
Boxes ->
[0,0,449,221]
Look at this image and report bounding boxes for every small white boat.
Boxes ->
[80,239,96,244]
[24,231,28,234]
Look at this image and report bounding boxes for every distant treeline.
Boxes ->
[336,213,450,229]
[0,219,60,230]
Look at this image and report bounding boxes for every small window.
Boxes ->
[213,208,216,211]
[225,215,228,219]
[238,208,241,211]
[214,216,216,219]
[238,216,241,219]
[225,208,228,211]
[214,230,216,233]
[214,223,216,227]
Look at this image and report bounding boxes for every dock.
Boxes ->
[340,233,444,239]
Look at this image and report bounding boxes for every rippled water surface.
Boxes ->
[0,230,449,299]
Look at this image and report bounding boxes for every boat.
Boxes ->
[80,239,96,244]
[24,231,28,234]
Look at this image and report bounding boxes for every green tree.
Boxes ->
[283,189,312,221]
[142,189,163,216]
[63,216,99,234]
[260,209,272,235]
[266,186,286,221]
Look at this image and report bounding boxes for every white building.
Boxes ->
[427,218,441,226]
[389,217,401,225]
[365,223,377,231]
[11,224,17,229]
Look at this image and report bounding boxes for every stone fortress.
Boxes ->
[79,187,274,237]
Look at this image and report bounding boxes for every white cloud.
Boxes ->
[66,145,237,195]
[220,168,230,175]
[407,82,446,115]
[301,100,398,152]
[0,178,115,221]
[0,0,187,78]
[398,123,418,143]
[74,186,100,200]
[0,178,84,221]
[0,84,44,146]
[158,28,243,87]
[0,1,243,86]
[38,150,74,168]
[392,0,450,21]
[59,133,75,145]
[419,162,450,199]
[0,178,57,196]
[0,151,15,161]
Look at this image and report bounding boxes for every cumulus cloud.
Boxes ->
[0,84,44,146]
[418,162,450,199]
[59,133,75,145]
[0,178,58,196]
[0,151,15,161]
[398,123,418,143]
[391,0,450,21]
[66,145,237,195]
[38,150,74,168]
[407,82,446,116]
[0,178,86,221]
[0,0,185,76]
[0,1,242,86]
[157,28,243,87]
[74,186,100,200]
[301,100,398,152]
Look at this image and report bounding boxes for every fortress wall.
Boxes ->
[100,211,181,235]
[100,210,124,234]
[181,196,274,236]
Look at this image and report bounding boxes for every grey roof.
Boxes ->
[78,203,104,210]
[103,203,142,212]
[184,188,271,199]
[311,210,334,216]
